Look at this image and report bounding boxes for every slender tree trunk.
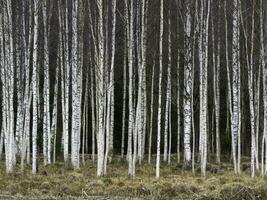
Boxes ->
[90,66,96,162]
[141,0,148,163]
[261,0,267,175]
[183,0,192,166]
[199,0,210,177]
[148,55,155,164]
[212,14,221,164]
[42,0,51,165]
[121,23,127,159]
[63,0,70,163]
[52,66,59,164]
[224,0,233,162]
[163,6,171,163]
[156,0,163,178]
[32,0,39,174]
[177,48,181,163]
[231,0,241,175]
[191,0,198,174]
[215,37,221,164]
[82,74,89,165]
[127,0,135,176]
[109,0,117,163]
[20,0,32,171]
[71,0,81,169]
[96,0,105,176]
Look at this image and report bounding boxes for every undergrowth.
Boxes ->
[0,156,265,199]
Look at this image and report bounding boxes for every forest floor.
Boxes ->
[0,156,266,199]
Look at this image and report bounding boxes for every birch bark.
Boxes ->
[32,0,39,174]
[156,0,163,178]
[231,0,240,174]
[163,7,171,163]
[96,0,105,176]
[183,0,192,166]
[71,0,80,169]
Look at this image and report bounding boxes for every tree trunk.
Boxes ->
[156,0,163,178]
[32,0,39,174]
[183,0,192,166]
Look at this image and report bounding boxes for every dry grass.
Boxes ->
[0,156,265,199]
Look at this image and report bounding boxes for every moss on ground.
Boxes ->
[0,157,265,199]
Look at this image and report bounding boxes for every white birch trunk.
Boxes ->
[96,0,105,176]
[90,66,96,162]
[156,0,163,178]
[141,0,148,162]
[42,0,51,165]
[211,14,221,164]
[32,0,39,174]
[191,0,198,174]
[177,49,181,163]
[215,39,221,165]
[163,8,171,163]
[63,0,70,163]
[127,0,135,176]
[199,0,210,177]
[109,0,117,162]
[183,0,192,165]
[231,0,240,175]
[121,24,127,159]
[261,0,267,175]
[52,65,59,164]
[148,56,155,164]
[245,1,258,177]
[71,0,80,169]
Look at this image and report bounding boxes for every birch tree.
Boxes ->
[213,18,221,164]
[32,0,39,174]
[96,0,105,176]
[163,5,172,163]
[109,0,117,162]
[52,66,59,164]
[199,0,210,177]
[176,3,181,163]
[148,55,155,164]
[61,0,70,163]
[104,0,117,173]
[261,0,267,176]
[90,66,96,162]
[121,19,127,159]
[127,0,135,176]
[71,0,81,169]
[231,0,241,175]
[240,0,259,177]
[21,0,33,170]
[156,0,163,178]
[42,0,51,165]
[183,0,193,166]
[1,0,16,173]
